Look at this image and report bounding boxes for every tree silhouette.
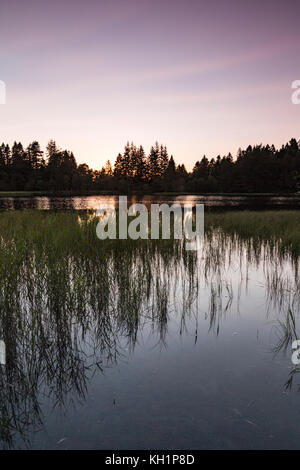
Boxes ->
[0,138,299,194]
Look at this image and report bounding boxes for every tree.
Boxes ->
[135,146,147,183]
[105,160,113,176]
[0,137,298,194]
[26,141,44,170]
[11,142,29,190]
[159,145,169,176]
[147,142,161,181]
[114,153,126,177]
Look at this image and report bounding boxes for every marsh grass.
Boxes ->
[273,309,298,354]
[205,210,300,259]
[0,209,299,447]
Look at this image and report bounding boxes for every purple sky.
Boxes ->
[0,0,300,170]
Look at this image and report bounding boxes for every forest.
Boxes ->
[0,138,299,193]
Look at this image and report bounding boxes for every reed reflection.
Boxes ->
[0,210,299,448]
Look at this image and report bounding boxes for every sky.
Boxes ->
[0,0,300,170]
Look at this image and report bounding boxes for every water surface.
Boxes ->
[0,210,299,449]
[0,194,300,210]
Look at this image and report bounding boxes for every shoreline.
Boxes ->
[0,191,300,198]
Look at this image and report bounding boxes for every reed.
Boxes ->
[0,208,299,447]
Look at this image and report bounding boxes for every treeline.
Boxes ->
[0,138,300,193]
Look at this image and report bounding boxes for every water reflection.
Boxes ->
[0,212,299,448]
[0,194,300,211]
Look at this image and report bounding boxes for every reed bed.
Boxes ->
[0,208,298,447]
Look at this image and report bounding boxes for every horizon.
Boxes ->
[1,0,300,171]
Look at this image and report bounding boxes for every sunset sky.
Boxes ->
[0,0,300,170]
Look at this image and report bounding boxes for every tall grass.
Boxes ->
[0,209,299,447]
[205,210,300,259]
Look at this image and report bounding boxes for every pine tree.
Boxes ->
[136,145,147,182]
[0,144,6,168]
[159,145,169,176]
[165,155,176,177]
[147,142,160,181]
[105,160,113,176]
[11,142,28,190]
[114,153,126,177]
[46,140,60,163]
[26,141,44,170]
[4,144,11,166]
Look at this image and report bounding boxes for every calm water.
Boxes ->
[0,204,300,449]
[0,194,299,210]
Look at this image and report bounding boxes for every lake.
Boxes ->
[0,193,299,210]
[0,205,299,449]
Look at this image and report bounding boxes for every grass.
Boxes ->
[205,210,300,258]
[0,208,299,447]
[273,309,298,354]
